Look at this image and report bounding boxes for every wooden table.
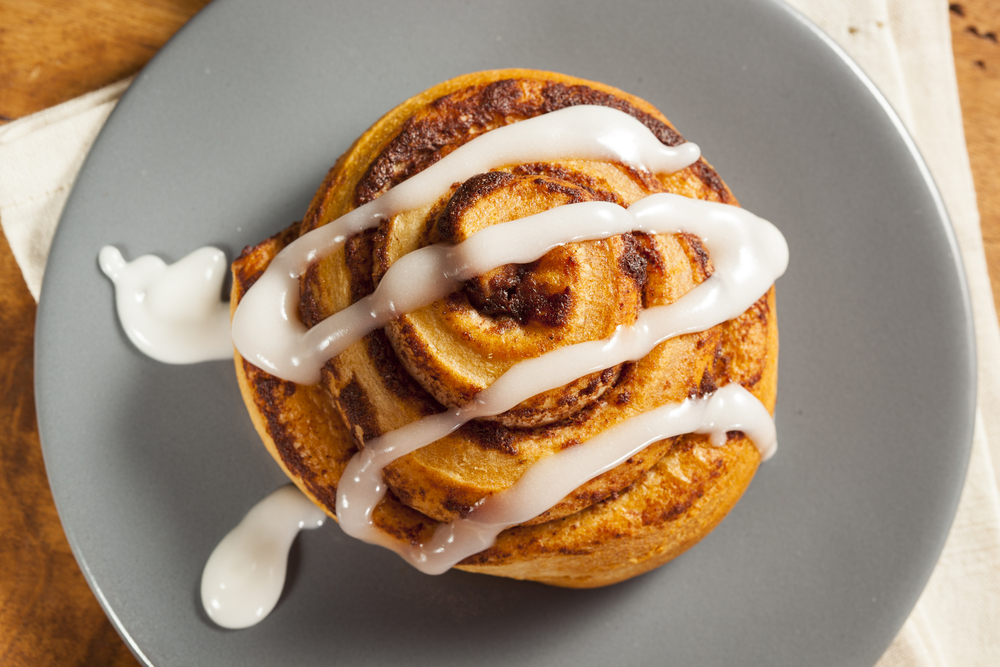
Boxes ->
[1,2,997,665]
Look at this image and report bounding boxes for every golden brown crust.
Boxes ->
[232,69,778,587]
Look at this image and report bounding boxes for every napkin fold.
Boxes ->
[1,1,997,664]
[0,77,132,301]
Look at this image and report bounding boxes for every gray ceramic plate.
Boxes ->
[35,0,976,665]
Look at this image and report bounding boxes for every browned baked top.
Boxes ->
[232,69,777,587]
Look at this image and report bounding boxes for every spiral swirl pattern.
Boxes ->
[232,70,779,587]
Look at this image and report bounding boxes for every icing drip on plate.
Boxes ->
[99,245,232,363]
[200,485,326,629]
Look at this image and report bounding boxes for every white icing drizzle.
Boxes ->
[200,485,326,629]
[99,245,232,363]
[340,384,774,575]
[231,105,702,384]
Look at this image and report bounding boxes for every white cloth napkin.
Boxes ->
[1,1,997,664]
[0,77,132,301]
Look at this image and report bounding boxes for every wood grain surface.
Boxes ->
[0,0,212,121]
[951,1,1000,317]
[0,2,997,665]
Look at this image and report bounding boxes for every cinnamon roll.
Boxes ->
[231,69,784,588]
